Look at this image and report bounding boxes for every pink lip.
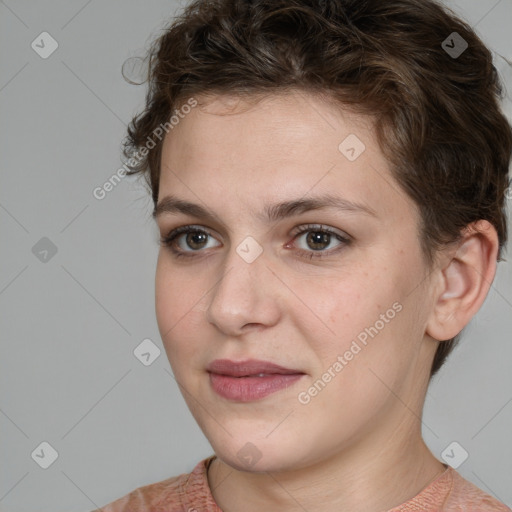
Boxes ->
[207,359,302,376]
[207,359,305,402]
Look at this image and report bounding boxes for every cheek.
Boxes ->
[306,261,418,378]
[302,308,414,431]
[306,270,394,347]
[155,260,177,334]
[155,258,204,359]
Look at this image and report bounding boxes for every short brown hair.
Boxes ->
[123,0,512,378]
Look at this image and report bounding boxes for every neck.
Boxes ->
[207,421,447,512]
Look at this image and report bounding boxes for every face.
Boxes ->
[154,91,438,473]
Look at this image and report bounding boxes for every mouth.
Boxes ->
[206,359,306,401]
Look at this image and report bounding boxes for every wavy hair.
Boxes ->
[122,0,512,378]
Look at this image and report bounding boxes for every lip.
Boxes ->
[207,359,303,377]
[207,359,306,402]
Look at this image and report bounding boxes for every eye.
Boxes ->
[159,223,351,261]
[159,225,220,258]
[288,224,350,260]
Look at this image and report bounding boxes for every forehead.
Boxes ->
[169,90,375,152]
[158,91,416,225]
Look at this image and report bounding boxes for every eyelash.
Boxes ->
[159,224,351,261]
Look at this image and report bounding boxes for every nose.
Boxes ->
[205,243,281,336]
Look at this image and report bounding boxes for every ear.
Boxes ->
[426,220,499,341]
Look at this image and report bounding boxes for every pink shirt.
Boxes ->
[95,456,511,511]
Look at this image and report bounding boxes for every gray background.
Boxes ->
[1,1,511,511]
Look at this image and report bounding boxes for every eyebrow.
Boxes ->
[153,193,376,223]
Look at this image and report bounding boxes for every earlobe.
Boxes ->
[426,221,499,341]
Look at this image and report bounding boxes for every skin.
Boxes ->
[153,90,498,512]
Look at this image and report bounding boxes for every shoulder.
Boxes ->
[92,456,217,512]
[389,465,511,512]
[444,468,511,511]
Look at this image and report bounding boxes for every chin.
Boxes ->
[216,448,295,473]
[209,433,313,474]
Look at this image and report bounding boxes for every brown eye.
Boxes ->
[290,224,351,261]
[185,231,209,250]
[160,226,221,258]
[305,231,332,251]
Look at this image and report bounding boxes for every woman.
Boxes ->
[96,0,512,510]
